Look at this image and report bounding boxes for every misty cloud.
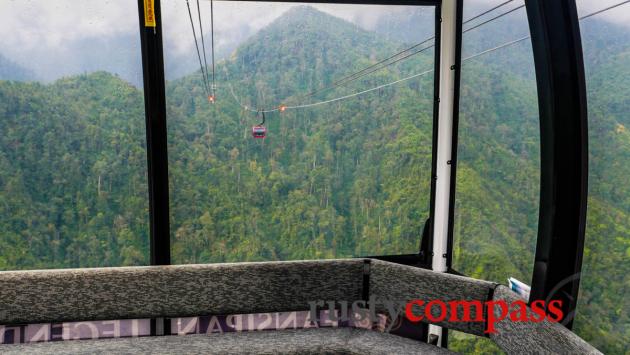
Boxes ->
[0,0,628,84]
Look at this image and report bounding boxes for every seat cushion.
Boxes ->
[0,328,455,355]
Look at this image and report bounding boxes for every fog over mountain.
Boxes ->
[0,0,628,85]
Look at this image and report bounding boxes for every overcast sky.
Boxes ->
[0,1,425,59]
[0,0,628,81]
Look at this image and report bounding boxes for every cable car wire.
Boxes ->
[186,0,210,95]
[210,0,217,97]
[285,68,435,110]
[291,0,523,103]
[226,0,523,112]
[463,0,515,25]
[463,35,530,62]
[461,4,525,35]
[283,0,627,111]
[222,1,522,111]
[222,0,628,114]
[295,37,435,101]
[579,0,630,20]
[282,36,529,110]
[196,0,211,94]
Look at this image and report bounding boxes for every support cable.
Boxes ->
[295,37,435,101]
[293,0,520,102]
[461,4,525,34]
[196,0,211,94]
[579,0,630,20]
[186,0,210,95]
[223,0,629,113]
[463,0,514,24]
[210,0,217,97]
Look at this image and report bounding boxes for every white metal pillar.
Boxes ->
[433,0,458,273]
[429,0,460,345]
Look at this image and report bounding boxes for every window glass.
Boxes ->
[162,1,436,263]
[573,1,630,353]
[0,1,149,269]
[450,1,539,351]
[453,0,539,285]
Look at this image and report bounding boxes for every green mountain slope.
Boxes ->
[450,18,630,353]
[225,5,420,105]
[0,73,149,269]
[166,6,436,261]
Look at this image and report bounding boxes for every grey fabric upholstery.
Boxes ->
[490,285,602,354]
[0,259,599,354]
[0,328,454,355]
[0,260,364,325]
[369,260,496,336]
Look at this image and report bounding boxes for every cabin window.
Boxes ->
[161,1,437,263]
[449,1,540,351]
[0,0,149,270]
[572,1,630,353]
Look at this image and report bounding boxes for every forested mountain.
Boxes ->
[166,6,435,261]
[571,19,630,354]
[0,5,628,353]
[0,74,149,268]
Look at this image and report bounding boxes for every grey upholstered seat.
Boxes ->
[489,285,600,354]
[0,260,365,325]
[0,328,455,355]
[0,259,600,354]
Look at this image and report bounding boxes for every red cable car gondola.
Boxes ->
[252,111,267,139]
[252,125,266,139]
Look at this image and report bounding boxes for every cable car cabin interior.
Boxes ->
[1,0,628,353]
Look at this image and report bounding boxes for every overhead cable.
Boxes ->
[186,0,210,95]
[294,0,523,102]
[225,0,628,113]
[196,0,211,93]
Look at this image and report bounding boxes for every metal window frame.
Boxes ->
[137,0,444,269]
[133,0,589,342]
[524,0,588,329]
[137,0,171,268]
[137,0,171,336]
[429,0,463,347]
[445,0,588,332]
[444,0,462,274]
[136,0,444,340]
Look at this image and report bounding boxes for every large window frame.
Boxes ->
[136,0,588,342]
[0,0,590,348]
[137,0,444,268]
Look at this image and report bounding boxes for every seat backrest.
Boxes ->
[0,259,601,354]
[369,260,496,336]
[489,285,601,354]
[0,259,364,325]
